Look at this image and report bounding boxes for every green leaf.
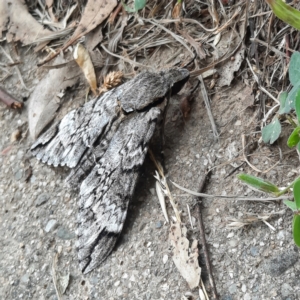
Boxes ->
[262,118,281,144]
[295,90,300,122]
[293,178,300,210]
[266,0,300,31]
[293,214,300,247]
[289,52,300,86]
[284,85,300,113]
[278,91,288,115]
[283,200,298,211]
[122,0,146,12]
[287,127,300,147]
[134,0,146,11]
[237,173,280,194]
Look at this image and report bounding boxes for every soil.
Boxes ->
[1,44,300,300]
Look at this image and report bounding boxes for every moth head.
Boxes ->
[161,68,190,95]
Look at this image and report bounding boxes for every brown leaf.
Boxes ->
[74,44,97,95]
[0,0,52,45]
[38,0,117,66]
[169,222,201,289]
[62,0,117,51]
[85,24,104,51]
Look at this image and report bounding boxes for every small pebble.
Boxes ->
[14,169,23,181]
[244,293,251,300]
[44,219,58,233]
[163,255,168,264]
[155,221,162,229]
[56,226,76,240]
[250,246,259,257]
[35,193,50,207]
[11,129,21,142]
[228,284,237,294]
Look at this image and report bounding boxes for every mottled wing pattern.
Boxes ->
[77,107,161,274]
[31,91,120,168]
[31,68,190,274]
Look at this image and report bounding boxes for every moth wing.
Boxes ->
[31,92,119,168]
[77,107,161,274]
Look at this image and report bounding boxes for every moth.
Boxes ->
[31,68,190,274]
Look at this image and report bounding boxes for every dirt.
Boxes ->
[1,43,300,300]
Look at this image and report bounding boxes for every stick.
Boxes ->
[0,87,23,109]
[195,173,219,300]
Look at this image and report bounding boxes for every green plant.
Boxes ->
[237,174,300,246]
[262,51,300,146]
[238,51,300,247]
[266,0,300,31]
[122,0,147,13]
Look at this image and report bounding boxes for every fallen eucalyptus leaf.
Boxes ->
[0,0,52,45]
[28,56,80,139]
[74,43,97,95]
[63,0,117,49]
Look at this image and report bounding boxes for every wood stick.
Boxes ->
[0,87,23,109]
[195,173,219,300]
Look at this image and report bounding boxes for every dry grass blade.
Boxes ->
[144,18,194,58]
[149,150,181,222]
[154,172,169,223]
[241,134,280,173]
[101,44,150,69]
[198,75,218,139]
[226,210,286,230]
[0,46,30,91]
[171,180,290,201]
[52,253,62,300]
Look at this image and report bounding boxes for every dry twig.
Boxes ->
[195,173,219,300]
[0,87,23,109]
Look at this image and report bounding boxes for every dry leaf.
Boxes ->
[63,0,117,51]
[218,45,245,87]
[0,0,52,45]
[169,222,201,289]
[28,56,80,139]
[39,0,117,65]
[98,71,123,95]
[155,181,169,223]
[85,24,104,51]
[59,273,70,294]
[74,43,97,95]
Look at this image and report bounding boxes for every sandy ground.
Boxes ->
[1,44,300,300]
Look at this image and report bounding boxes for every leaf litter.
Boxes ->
[28,55,81,139]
